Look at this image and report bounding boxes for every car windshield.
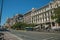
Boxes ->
[0,0,60,40]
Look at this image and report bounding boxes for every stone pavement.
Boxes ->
[3,32,23,40]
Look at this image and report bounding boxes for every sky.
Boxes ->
[0,0,52,25]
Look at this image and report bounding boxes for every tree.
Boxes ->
[11,22,21,29]
[27,23,36,27]
[51,7,60,25]
[11,22,36,30]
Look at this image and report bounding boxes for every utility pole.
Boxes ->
[0,0,4,27]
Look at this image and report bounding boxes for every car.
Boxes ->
[0,28,9,32]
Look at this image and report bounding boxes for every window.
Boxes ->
[51,11,53,15]
[45,13,46,16]
[41,18,43,22]
[44,18,46,21]
[46,12,48,17]
[36,12,38,14]
[47,17,49,21]
[51,5,52,8]
[46,17,47,21]
[43,14,45,17]
[55,4,58,8]
[39,11,41,13]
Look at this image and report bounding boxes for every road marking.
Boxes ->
[7,32,23,40]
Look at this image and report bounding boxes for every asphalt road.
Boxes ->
[10,30,60,40]
[4,32,22,40]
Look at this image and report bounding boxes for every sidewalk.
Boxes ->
[4,32,23,40]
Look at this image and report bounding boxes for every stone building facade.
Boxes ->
[5,14,23,28]
[24,0,60,29]
[23,8,36,24]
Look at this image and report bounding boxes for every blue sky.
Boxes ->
[0,0,52,25]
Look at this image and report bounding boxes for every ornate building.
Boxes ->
[23,8,36,24]
[24,0,60,29]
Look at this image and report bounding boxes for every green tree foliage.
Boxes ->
[11,22,36,30]
[51,7,60,23]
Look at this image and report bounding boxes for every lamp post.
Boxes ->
[0,0,4,27]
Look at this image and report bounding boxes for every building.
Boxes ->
[12,14,23,24]
[5,0,60,29]
[24,0,60,29]
[4,18,13,28]
[5,14,23,28]
[31,0,60,29]
[23,8,36,24]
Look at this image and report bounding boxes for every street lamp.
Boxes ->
[0,0,4,27]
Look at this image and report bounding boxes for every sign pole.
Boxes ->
[0,0,4,27]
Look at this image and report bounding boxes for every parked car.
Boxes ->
[25,27,33,31]
[0,28,9,31]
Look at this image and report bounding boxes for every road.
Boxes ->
[10,30,60,40]
[3,32,22,40]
